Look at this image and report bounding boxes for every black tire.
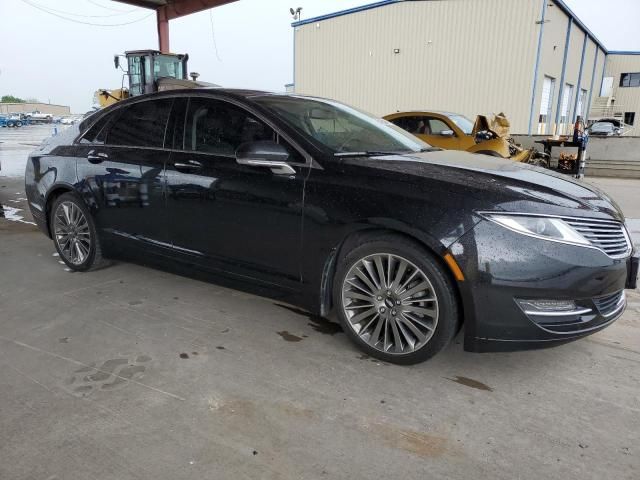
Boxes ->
[50,192,108,272]
[333,233,460,365]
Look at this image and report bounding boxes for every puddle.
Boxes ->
[0,204,36,225]
[446,376,493,392]
[277,330,303,342]
[274,303,343,335]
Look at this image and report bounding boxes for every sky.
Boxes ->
[1,0,639,113]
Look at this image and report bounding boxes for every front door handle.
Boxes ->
[174,160,202,172]
[87,150,108,164]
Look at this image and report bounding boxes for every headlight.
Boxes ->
[481,213,590,246]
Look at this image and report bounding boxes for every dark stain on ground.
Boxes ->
[221,328,230,333]
[447,376,493,392]
[277,331,303,342]
[128,300,143,306]
[216,346,226,350]
[179,353,189,359]
[59,337,70,343]
[274,303,343,335]
[192,352,199,355]
[252,450,258,456]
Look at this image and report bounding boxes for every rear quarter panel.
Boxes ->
[25,145,80,235]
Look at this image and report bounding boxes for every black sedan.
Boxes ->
[25,89,638,364]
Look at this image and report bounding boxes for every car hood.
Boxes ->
[340,149,624,221]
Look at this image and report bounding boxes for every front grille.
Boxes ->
[593,290,626,317]
[563,217,632,258]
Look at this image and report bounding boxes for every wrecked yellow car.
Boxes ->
[384,111,548,166]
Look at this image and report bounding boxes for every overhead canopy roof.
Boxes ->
[114,0,238,20]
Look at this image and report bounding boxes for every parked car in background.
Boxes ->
[25,89,637,364]
[588,121,622,137]
[384,110,548,166]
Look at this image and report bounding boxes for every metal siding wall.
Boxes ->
[579,40,596,106]
[294,0,540,133]
[534,2,569,133]
[604,55,640,123]
[594,50,606,96]
[564,23,586,121]
[531,2,598,135]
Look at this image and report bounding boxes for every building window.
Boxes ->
[538,76,556,134]
[560,84,574,124]
[620,73,640,87]
[624,112,636,126]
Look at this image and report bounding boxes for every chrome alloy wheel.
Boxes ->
[341,253,439,354]
[53,201,91,266]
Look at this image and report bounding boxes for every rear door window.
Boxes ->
[106,98,173,148]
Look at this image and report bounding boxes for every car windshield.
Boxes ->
[448,114,474,135]
[253,95,430,154]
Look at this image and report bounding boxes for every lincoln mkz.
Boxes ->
[25,89,639,364]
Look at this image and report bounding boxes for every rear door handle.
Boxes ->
[87,150,108,164]
[174,160,202,172]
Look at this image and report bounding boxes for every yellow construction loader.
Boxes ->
[94,49,213,108]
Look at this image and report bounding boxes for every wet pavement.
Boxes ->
[0,126,639,480]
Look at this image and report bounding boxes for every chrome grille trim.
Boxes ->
[593,291,626,318]
[563,218,632,259]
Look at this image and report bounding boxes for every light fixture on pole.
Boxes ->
[290,7,302,21]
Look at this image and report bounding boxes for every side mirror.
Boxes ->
[440,129,455,137]
[236,140,295,175]
[114,55,120,70]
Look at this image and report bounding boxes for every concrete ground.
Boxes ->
[1,126,639,480]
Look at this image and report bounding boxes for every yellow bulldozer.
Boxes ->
[94,49,214,108]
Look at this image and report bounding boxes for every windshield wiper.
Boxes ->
[334,150,405,158]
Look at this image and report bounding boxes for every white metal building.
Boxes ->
[291,0,640,135]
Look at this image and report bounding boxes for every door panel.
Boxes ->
[165,97,306,287]
[75,98,172,245]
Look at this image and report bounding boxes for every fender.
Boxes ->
[315,217,463,317]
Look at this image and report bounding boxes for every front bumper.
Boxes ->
[450,220,634,353]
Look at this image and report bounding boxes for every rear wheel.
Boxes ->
[333,234,459,364]
[50,193,106,272]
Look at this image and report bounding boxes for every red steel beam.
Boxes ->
[157,8,170,53]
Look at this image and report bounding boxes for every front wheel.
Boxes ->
[50,193,106,272]
[333,234,460,364]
